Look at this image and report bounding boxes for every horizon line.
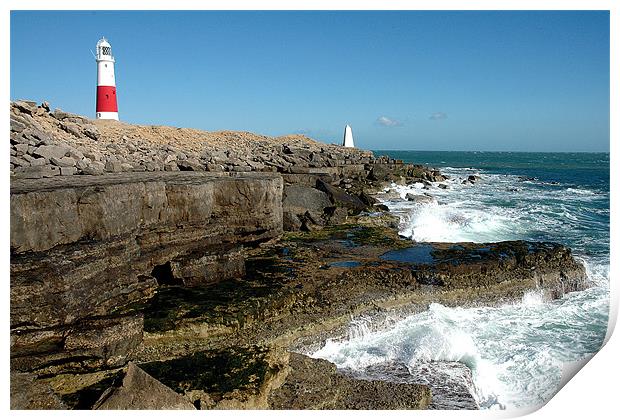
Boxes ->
[370,149,610,154]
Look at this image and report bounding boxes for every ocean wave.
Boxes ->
[323,160,609,410]
[312,280,609,410]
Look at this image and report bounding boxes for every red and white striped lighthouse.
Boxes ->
[95,37,118,120]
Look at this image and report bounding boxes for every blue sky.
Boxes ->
[10,11,609,152]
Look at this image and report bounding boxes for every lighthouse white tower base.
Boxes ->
[343,124,355,148]
[96,111,119,120]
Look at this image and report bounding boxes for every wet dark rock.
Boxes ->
[350,361,479,410]
[374,204,390,212]
[316,179,367,215]
[359,190,379,206]
[405,193,435,204]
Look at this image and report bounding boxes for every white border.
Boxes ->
[3,2,617,420]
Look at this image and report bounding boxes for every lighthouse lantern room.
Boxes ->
[95,37,119,120]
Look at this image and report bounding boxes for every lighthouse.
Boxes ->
[95,37,118,120]
[342,124,355,148]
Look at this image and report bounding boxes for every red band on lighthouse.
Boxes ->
[96,86,118,112]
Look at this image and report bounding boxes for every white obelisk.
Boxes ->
[343,124,355,148]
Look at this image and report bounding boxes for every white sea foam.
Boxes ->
[312,165,609,410]
[312,288,608,410]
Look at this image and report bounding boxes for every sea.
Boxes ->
[311,151,610,411]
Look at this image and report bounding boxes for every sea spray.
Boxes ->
[311,152,609,410]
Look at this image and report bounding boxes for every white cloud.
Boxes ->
[376,116,403,127]
[429,112,448,120]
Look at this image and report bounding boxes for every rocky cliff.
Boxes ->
[9,100,589,410]
[11,172,282,376]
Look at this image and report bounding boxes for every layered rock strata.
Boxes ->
[10,172,283,376]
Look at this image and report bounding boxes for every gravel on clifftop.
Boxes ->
[10,100,381,179]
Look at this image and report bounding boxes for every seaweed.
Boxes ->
[285,224,410,248]
[138,346,271,397]
[143,253,293,333]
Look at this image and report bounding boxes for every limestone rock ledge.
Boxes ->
[10,172,283,375]
[269,353,431,409]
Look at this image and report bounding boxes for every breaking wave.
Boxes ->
[312,154,609,411]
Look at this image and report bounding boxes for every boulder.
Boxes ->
[60,167,77,176]
[83,161,105,175]
[283,211,303,231]
[367,163,404,182]
[83,150,103,162]
[83,125,100,140]
[324,206,349,225]
[33,144,71,161]
[94,363,195,410]
[405,193,435,204]
[177,159,204,171]
[359,190,379,206]
[206,163,224,172]
[60,121,84,138]
[465,175,479,184]
[10,118,27,133]
[10,156,30,167]
[13,100,37,115]
[76,158,91,170]
[105,161,123,173]
[283,185,331,213]
[282,185,333,231]
[316,179,367,215]
[14,143,29,154]
[50,156,76,167]
[29,157,47,167]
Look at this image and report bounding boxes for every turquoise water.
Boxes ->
[313,151,610,411]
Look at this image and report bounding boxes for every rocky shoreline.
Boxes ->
[10,101,590,410]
